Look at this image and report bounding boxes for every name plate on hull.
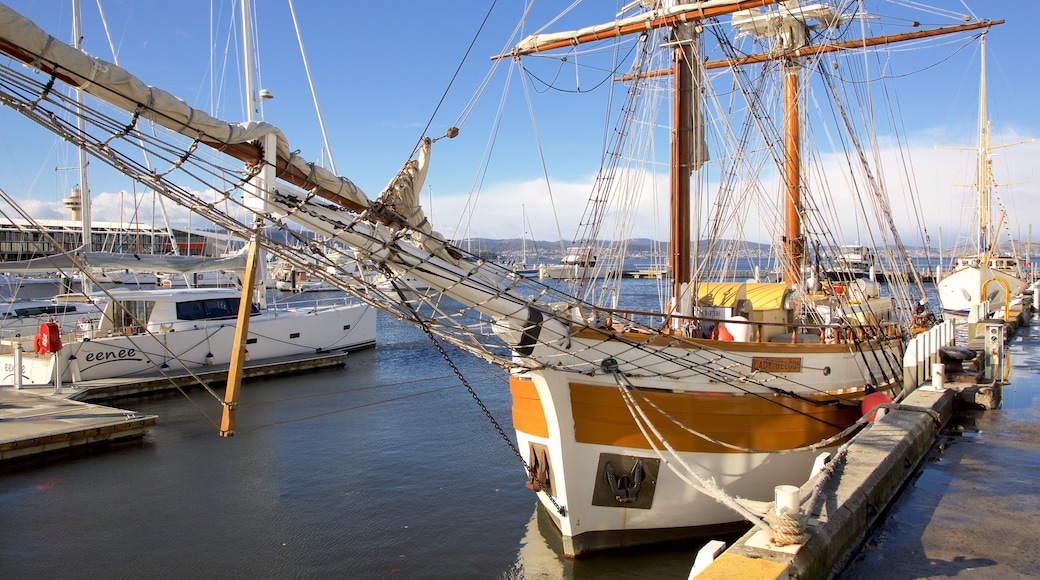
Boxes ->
[751,357,802,373]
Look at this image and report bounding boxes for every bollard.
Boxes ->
[53,353,62,395]
[774,485,799,515]
[932,362,945,389]
[13,341,22,390]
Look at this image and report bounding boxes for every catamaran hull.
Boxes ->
[0,303,375,385]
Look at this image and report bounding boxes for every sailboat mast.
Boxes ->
[72,0,92,294]
[241,0,259,123]
[222,0,267,437]
[977,35,990,261]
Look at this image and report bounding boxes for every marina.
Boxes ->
[1,301,1038,577]
[0,0,1038,578]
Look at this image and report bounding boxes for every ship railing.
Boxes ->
[265,294,364,314]
[598,307,904,345]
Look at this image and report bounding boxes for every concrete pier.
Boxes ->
[693,386,954,579]
[692,295,1035,578]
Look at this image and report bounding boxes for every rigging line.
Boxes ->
[414,0,499,154]
[616,369,874,455]
[287,0,335,174]
[516,39,639,95]
[516,61,566,257]
[446,62,516,241]
[830,34,983,83]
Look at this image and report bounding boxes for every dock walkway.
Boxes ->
[0,351,347,462]
[692,300,1033,578]
[0,388,156,461]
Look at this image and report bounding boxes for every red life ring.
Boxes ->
[36,321,62,354]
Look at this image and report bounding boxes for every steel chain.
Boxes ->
[416,320,567,516]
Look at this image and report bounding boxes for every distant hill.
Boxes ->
[449,238,776,263]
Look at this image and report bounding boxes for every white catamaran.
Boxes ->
[0,0,998,557]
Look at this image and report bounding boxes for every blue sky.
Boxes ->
[0,0,1037,249]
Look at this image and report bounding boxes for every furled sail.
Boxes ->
[0,248,248,274]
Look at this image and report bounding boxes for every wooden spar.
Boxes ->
[492,0,779,60]
[199,139,369,214]
[616,19,1004,82]
[220,0,263,438]
[782,60,802,284]
[0,39,367,216]
[219,222,262,437]
[670,29,694,304]
[709,19,1004,71]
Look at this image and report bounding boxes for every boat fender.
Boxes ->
[717,324,734,341]
[861,386,892,422]
[604,460,644,504]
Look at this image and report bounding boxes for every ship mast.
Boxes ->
[670,13,696,303]
[732,4,846,285]
[497,1,1002,299]
[495,0,777,307]
[221,0,272,437]
[977,35,990,263]
[72,0,92,294]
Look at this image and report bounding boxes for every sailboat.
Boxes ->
[0,0,995,557]
[935,35,1030,316]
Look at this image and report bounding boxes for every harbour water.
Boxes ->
[1,279,1038,578]
[0,286,701,579]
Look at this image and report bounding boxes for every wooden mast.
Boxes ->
[670,20,695,304]
[496,2,1000,296]
[782,27,804,285]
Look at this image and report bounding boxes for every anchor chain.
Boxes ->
[415,318,567,516]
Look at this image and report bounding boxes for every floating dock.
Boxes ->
[0,388,156,461]
[0,351,348,462]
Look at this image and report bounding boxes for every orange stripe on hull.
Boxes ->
[510,375,548,438]
[570,382,860,452]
